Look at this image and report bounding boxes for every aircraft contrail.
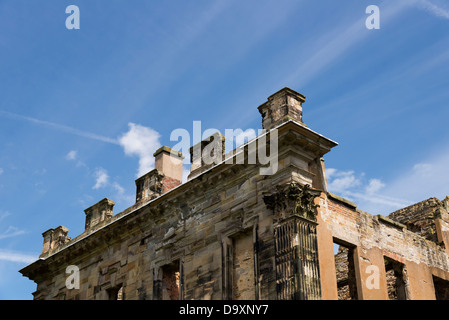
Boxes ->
[0,110,119,145]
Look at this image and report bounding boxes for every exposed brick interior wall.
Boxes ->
[161,176,182,194]
[325,193,449,300]
[162,264,180,300]
[334,246,357,300]
[327,199,360,223]
[388,198,442,242]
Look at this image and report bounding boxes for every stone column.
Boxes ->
[264,183,322,300]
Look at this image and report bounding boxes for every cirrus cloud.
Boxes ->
[0,249,36,264]
[416,0,449,19]
[118,123,161,178]
[326,168,411,215]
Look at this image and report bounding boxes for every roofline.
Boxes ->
[20,119,338,273]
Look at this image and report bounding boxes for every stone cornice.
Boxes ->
[19,120,336,280]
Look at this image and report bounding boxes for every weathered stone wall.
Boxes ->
[26,160,278,300]
[321,194,449,300]
[232,231,255,300]
[24,141,449,300]
[19,87,449,301]
[23,116,336,300]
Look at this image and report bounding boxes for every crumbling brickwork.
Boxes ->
[20,87,449,300]
[388,198,443,242]
[334,246,357,300]
[323,193,449,300]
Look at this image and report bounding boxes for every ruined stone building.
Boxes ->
[20,87,449,300]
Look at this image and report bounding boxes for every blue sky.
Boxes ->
[1,0,448,299]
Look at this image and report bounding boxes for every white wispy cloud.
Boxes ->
[65,150,78,161]
[112,182,134,206]
[326,169,362,194]
[326,143,449,215]
[65,150,133,209]
[77,194,95,209]
[65,149,89,169]
[92,167,109,190]
[0,211,11,223]
[383,148,449,204]
[0,249,37,264]
[365,178,386,195]
[112,182,124,195]
[326,168,411,215]
[0,211,27,240]
[0,168,3,175]
[118,123,161,177]
[0,110,119,145]
[413,163,433,176]
[416,0,449,19]
[0,226,25,240]
[284,0,411,88]
[343,190,412,212]
[91,168,134,207]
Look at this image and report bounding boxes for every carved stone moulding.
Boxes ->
[263,182,321,223]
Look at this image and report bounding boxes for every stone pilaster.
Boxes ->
[263,183,322,300]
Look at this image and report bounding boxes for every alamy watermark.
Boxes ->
[64,5,380,31]
[65,5,80,30]
[63,4,380,31]
[366,5,380,30]
[170,121,279,175]
[66,265,80,290]
[365,265,380,290]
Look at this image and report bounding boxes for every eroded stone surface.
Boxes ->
[20,88,449,300]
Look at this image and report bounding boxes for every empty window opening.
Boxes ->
[384,258,409,300]
[433,276,449,300]
[162,261,180,300]
[334,240,358,300]
[107,285,123,300]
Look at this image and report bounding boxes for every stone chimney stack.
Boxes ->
[135,146,184,203]
[188,132,225,180]
[257,87,306,130]
[40,225,70,258]
[154,146,184,188]
[84,198,115,231]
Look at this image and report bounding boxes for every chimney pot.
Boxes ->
[188,132,225,180]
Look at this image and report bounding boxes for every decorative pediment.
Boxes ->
[263,183,320,222]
